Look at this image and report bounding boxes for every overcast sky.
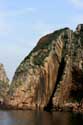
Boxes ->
[0,0,83,80]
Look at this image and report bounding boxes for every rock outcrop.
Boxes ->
[0,64,9,103]
[5,24,83,112]
[52,24,83,112]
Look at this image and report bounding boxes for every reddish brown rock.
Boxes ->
[5,24,83,112]
[52,25,83,112]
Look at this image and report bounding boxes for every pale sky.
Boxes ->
[0,0,83,80]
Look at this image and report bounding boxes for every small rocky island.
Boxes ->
[0,24,83,112]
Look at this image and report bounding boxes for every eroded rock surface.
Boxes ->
[0,64,9,103]
[5,24,83,112]
[52,24,83,112]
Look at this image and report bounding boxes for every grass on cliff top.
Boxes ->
[17,28,69,72]
[25,29,67,57]
[10,28,70,90]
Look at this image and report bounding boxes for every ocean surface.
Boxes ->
[0,110,83,125]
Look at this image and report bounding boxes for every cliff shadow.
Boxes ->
[44,57,66,111]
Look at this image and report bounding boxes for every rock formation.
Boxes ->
[52,24,83,112]
[5,24,83,112]
[0,64,9,103]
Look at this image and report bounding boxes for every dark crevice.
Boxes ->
[70,90,83,103]
[69,67,83,103]
[44,57,66,111]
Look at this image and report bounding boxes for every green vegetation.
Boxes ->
[33,49,50,66]
[15,28,70,74]
[68,97,81,103]
[0,80,9,98]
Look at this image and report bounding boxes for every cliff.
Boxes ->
[5,24,83,112]
[0,64,9,103]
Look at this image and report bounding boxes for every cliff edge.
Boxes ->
[5,24,83,112]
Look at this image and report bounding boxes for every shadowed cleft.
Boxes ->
[44,57,66,111]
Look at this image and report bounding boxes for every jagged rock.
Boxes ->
[76,24,83,32]
[0,64,9,103]
[52,25,83,111]
[0,64,9,83]
[5,24,83,111]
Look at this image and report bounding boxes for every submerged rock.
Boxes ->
[5,24,83,111]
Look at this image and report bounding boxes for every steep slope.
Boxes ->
[0,64,9,103]
[5,24,83,112]
[0,64,9,83]
[52,24,83,112]
[6,28,71,109]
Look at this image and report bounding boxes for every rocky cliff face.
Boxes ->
[0,64,9,83]
[52,24,83,112]
[6,24,83,112]
[0,64,9,102]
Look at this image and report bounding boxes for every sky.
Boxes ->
[0,0,83,80]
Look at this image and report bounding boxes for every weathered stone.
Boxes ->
[4,24,83,112]
[0,64,9,104]
[0,64,9,83]
[52,25,83,112]
[76,24,83,32]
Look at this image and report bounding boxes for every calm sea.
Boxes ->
[0,110,83,125]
